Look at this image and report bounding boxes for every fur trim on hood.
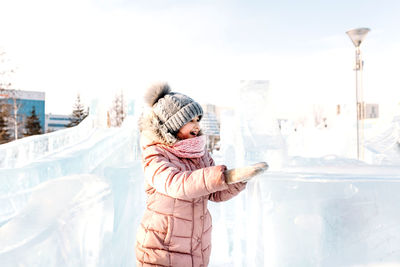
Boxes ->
[139,110,203,146]
[138,110,178,146]
[138,109,203,146]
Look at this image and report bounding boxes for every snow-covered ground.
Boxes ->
[1,89,400,266]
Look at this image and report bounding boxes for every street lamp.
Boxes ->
[346,27,370,160]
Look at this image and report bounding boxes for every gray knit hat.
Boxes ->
[144,82,203,137]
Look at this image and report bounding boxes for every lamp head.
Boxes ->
[346,28,370,47]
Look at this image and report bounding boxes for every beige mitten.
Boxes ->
[224,162,269,184]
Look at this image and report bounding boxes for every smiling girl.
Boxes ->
[135,83,248,267]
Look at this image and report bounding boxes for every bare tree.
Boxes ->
[0,90,25,140]
[0,51,11,143]
[9,91,25,139]
[313,104,327,128]
[108,91,126,127]
[0,103,11,144]
[0,50,13,91]
[0,50,23,140]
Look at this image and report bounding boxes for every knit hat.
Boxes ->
[144,82,203,138]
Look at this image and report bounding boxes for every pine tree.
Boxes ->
[109,91,126,127]
[0,103,11,144]
[24,106,42,136]
[67,94,88,127]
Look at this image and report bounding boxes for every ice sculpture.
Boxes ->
[213,80,400,266]
[1,86,400,266]
[0,117,95,169]
[364,115,400,165]
[0,111,144,267]
[0,174,114,267]
[209,160,400,267]
[219,80,287,170]
[0,121,138,226]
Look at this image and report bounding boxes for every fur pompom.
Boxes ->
[144,82,171,106]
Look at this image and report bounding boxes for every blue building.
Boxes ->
[0,89,45,138]
[45,114,73,132]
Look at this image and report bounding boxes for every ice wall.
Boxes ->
[0,114,139,227]
[0,110,144,267]
[0,174,114,267]
[209,161,400,267]
[213,80,400,266]
[0,117,95,169]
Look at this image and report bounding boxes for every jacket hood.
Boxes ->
[139,110,175,147]
[138,109,203,148]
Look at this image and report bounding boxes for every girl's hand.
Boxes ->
[224,162,269,184]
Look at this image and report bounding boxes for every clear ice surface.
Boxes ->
[1,86,400,266]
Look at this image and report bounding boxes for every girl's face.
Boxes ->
[177,116,201,140]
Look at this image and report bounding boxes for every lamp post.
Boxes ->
[346,27,370,160]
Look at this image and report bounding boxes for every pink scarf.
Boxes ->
[162,136,206,158]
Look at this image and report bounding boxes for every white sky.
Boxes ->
[0,0,400,119]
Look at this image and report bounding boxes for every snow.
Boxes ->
[1,84,400,266]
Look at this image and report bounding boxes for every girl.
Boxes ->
[135,83,265,267]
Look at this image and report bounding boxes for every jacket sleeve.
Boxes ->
[143,146,229,200]
[207,154,247,202]
[208,182,246,202]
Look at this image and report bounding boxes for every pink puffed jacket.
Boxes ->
[135,126,246,267]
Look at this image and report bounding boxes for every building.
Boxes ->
[45,114,73,132]
[200,104,220,152]
[0,89,45,138]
